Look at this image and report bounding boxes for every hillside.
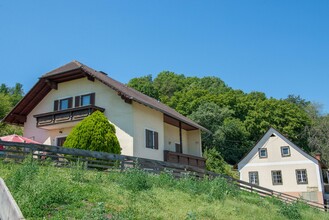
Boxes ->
[0,159,328,220]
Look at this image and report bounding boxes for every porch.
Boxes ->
[164,150,206,169]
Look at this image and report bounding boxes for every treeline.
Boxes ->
[128,72,329,164]
[0,83,24,136]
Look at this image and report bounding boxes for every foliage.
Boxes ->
[203,148,239,178]
[0,83,24,136]
[120,167,152,192]
[277,201,302,220]
[64,111,121,154]
[1,161,329,219]
[128,71,318,165]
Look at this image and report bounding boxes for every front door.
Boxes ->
[175,143,182,154]
[56,137,67,146]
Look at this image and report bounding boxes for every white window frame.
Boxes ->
[296,169,308,184]
[249,171,259,185]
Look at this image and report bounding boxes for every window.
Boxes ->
[54,97,73,111]
[259,148,267,158]
[281,146,291,157]
[75,93,95,107]
[296,169,308,184]
[60,99,69,110]
[56,137,67,146]
[272,170,283,185]
[145,129,159,149]
[249,172,259,185]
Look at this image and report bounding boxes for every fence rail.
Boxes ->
[0,140,327,211]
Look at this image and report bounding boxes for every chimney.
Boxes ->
[315,153,321,161]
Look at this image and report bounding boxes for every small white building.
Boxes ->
[238,127,328,204]
[3,61,209,168]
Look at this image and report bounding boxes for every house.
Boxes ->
[238,127,329,205]
[3,61,210,168]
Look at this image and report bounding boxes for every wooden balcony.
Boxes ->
[164,150,206,169]
[34,105,105,127]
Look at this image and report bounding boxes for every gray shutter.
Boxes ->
[68,97,73,108]
[90,93,95,105]
[75,96,80,107]
[54,100,59,111]
[154,131,159,149]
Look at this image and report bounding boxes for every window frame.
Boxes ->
[248,171,259,185]
[75,93,95,107]
[281,146,291,157]
[271,170,283,185]
[145,129,159,150]
[296,169,308,184]
[258,148,268,158]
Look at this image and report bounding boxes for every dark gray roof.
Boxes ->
[4,60,210,133]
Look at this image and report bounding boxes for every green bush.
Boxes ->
[277,201,301,220]
[120,168,152,192]
[64,111,121,154]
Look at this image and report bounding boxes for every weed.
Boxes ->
[120,168,152,192]
[278,201,301,220]
[70,159,87,182]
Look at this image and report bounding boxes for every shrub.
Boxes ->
[277,201,301,220]
[120,168,152,192]
[64,111,121,154]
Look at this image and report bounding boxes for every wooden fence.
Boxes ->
[0,140,327,211]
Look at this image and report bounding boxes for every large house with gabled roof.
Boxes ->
[3,61,209,168]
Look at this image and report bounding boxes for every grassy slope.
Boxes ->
[0,160,328,220]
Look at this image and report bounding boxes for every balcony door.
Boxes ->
[175,143,182,154]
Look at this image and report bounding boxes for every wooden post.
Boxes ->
[179,121,182,153]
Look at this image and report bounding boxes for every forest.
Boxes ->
[128,72,329,165]
[0,73,328,166]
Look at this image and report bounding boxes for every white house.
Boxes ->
[3,61,210,168]
[238,127,328,204]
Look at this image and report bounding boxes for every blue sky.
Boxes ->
[0,1,328,113]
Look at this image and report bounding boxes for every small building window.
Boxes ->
[272,170,283,185]
[249,171,259,185]
[296,169,308,184]
[145,129,159,150]
[281,146,291,157]
[259,148,267,158]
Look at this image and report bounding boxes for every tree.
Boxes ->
[127,75,159,100]
[64,111,121,154]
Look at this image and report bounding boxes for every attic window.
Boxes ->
[259,148,267,158]
[270,134,276,137]
[281,146,291,157]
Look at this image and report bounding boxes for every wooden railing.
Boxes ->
[0,140,327,212]
[164,150,206,168]
[33,105,105,127]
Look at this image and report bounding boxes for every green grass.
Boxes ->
[0,158,329,220]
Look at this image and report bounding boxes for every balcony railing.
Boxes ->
[164,150,206,169]
[34,105,105,127]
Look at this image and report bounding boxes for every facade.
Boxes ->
[238,127,328,204]
[3,61,209,167]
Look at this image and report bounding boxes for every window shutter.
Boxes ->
[54,100,59,111]
[68,97,73,108]
[90,93,95,105]
[75,96,80,107]
[154,132,159,149]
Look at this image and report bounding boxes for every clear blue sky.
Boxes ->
[1,1,328,113]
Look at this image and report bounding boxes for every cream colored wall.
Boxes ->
[132,102,164,161]
[24,78,134,156]
[163,124,202,157]
[239,135,323,203]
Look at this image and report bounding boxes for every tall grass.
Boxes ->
[1,159,329,219]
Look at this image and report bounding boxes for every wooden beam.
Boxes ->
[179,121,182,153]
[87,75,95,82]
[45,79,58,90]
